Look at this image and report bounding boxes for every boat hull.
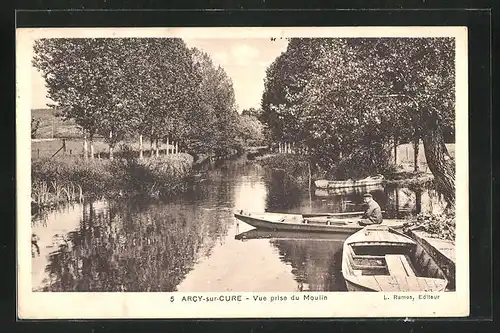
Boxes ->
[234,213,405,234]
[315,177,384,189]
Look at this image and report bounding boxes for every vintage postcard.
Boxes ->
[17,26,469,318]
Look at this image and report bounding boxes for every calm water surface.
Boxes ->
[31,157,444,292]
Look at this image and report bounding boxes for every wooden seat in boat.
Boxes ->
[385,254,416,277]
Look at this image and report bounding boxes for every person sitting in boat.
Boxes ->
[358,193,383,226]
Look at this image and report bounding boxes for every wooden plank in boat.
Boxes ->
[394,275,411,291]
[353,254,385,260]
[385,254,416,277]
[419,277,433,291]
[373,276,399,291]
[430,278,447,291]
[405,277,424,291]
[387,231,400,243]
[362,230,379,243]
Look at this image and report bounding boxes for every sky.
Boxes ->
[30,38,289,112]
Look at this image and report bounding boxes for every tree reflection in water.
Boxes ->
[265,170,303,211]
[42,198,229,292]
[270,239,346,292]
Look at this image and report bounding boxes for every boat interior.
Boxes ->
[346,240,448,284]
[346,243,420,277]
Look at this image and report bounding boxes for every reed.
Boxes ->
[31,154,194,210]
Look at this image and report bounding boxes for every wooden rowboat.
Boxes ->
[314,184,384,197]
[315,175,385,189]
[341,225,448,292]
[234,211,406,234]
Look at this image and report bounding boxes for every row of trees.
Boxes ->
[33,38,256,159]
[260,38,456,206]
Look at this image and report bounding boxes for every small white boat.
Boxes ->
[315,175,385,189]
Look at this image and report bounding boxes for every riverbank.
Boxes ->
[383,170,434,187]
[31,154,194,211]
[257,153,434,188]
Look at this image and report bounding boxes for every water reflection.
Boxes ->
[40,200,224,291]
[32,157,445,292]
[272,239,346,292]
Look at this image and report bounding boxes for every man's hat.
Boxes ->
[363,193,373,198]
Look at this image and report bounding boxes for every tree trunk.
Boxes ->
[90,140,94,160]
[139,134,144,160]
[150,137,154,158]
[414,189,422,214]
[393,135,398,165]
[109,130,114,160]
[413,136,420,172]
[83,134,88,159]
[155,139,160,157]
[166,137,169,155]
[421,110,455,206]
[175,141,179,154]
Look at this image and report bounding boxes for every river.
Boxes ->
[31,156,445,292]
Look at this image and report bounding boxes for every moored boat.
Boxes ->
[315,175,385,189]
[234,211,406,234]
[341,225,448,292]
[314,184,384,197]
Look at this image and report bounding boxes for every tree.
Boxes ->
[238,114,265,147]
[186,48,240,156]
[261,39,324,146]
[33,38,112,158]
[241,107,262,118]
[346,38,456,206]
[260,37,456,206]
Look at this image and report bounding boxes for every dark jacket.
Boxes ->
[362,200,383,224]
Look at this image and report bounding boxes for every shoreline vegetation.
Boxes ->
[31,153,196,212]
[255,153,434,187]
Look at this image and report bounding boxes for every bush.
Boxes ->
[332,146,391,180]
[410,211,455,241]
[257,154,313,187]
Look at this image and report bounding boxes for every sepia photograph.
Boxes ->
[17,26,469,318]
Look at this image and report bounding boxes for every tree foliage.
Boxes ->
[33,38,244,157]
[261,37,456,205]
[238,114,265,147]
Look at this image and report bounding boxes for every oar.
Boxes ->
[302,211,365,218]
[264,210,366,217]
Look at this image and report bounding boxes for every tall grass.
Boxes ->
[32,154,194,210]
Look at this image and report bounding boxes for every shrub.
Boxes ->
[410,211,455,241]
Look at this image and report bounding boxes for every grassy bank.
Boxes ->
[383,170,435,188]
[32,154,194,210]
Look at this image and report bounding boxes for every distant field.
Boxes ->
[31,109,178,159]
[31,138,176,159]
[32,108,82,139]
[393,142,455,172]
